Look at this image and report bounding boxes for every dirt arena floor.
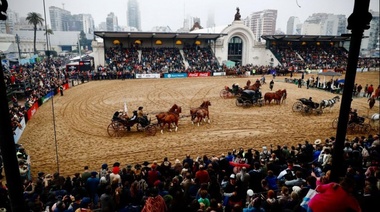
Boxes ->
[19,71,379,177]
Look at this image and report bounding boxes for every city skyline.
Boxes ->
[8,0,380,32]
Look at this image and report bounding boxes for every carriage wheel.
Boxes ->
[292,102,303,112]
[107,122,122,137]
[332,118,338,129]
[347,123,356,134]
[220,90,229,98]
[243,100,252,107]
[361,124,371,134]
[235,98,243,106]
[136,123,144,131]
[145,125,157,136]
[258,100,264,107]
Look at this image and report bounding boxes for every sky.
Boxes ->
[8,0,380,32]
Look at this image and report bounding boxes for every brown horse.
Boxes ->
[264,89,286,105]
[190,100,211,126]
[244,79,261,91]
[156,104,180,124]
[156,105,182,134]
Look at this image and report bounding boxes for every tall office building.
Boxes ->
[0,10,18,34]
[81,14,95,34]
[206,9,215,28]
[362,10,379,56]
[246,10,277,41]
[301,13,346,35]
[286,16,301,35]
[49,6,71,31]
[127,0,141,31]
[106,12,119,31]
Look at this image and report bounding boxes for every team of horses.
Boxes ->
[154,100,212,133]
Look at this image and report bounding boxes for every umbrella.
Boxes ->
[337,79,345,84]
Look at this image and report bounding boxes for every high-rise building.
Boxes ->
[0,10,18,34]
[246,10,277,41]
[362,10,379,56]
[286,16,301,35]
[106,12,118,31]
[49,6,71,31]
[81,14,95,34]
[301,13,346,35]
[127,0,141,31]
[206,9,215,28]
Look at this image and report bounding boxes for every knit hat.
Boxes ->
[112,166,120,174]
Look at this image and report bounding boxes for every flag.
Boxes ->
[124,99,128,114]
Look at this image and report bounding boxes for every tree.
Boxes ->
[26,12,44,54]
[44,29,54,36]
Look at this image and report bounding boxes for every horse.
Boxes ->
[319,96,340,111]
[264,89,285,105]
[190,100,211,126]
[156,104,180,125]
[281,89,287,104]
[334,67,345,74]
[244,79,261,91]
[156,105,182,134]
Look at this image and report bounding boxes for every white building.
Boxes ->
[286,16,301,35]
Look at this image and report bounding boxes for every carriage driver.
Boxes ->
[137,106,149,126]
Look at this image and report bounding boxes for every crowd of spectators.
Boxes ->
[1,133,379,212]
[270,44,379,72]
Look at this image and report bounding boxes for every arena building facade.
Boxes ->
[92,19,351,69]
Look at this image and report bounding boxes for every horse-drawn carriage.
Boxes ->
[107,113,157,137]
[332,116,371,134]
[235,90,263,107]
[220,85,242,98]
[292,98,323,115]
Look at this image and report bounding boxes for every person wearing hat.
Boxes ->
[222,174,244,210]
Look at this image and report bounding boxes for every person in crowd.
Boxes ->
[269,80,274,91]
[308,177,362,212]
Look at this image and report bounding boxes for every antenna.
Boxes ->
[62,3,65,10]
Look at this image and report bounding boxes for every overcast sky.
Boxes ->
[9,0,379,32]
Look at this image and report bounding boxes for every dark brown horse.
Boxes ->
[156,105,182,134]
[264,89,286,105]
[190,100,211,126]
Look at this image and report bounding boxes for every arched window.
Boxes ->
[228,36,243,63]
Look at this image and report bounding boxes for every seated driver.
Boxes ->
[349,109,359,124]
[137,106,149,126]
[232,83,239,94]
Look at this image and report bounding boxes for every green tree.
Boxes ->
[26,12,44,54]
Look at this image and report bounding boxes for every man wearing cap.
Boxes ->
[223,174,245,210]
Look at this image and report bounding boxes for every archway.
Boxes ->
[228,36,243,65]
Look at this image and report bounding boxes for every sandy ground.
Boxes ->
[18,71,379,178]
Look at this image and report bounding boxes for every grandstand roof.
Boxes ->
[94,31,227,40]
[261,35,351,42]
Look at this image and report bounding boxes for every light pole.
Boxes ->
[15,34,21,59]
[43,0,50,58]
[43,0,59,174]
